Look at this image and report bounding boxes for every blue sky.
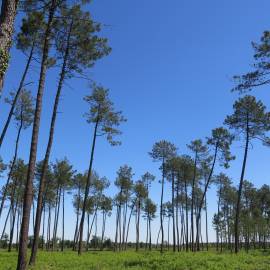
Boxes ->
[1,0,270,243]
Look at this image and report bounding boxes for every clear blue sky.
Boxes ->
[1,0,270,242]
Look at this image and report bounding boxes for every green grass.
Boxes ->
[1,250,270,270]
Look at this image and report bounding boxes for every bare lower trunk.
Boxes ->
[16,0,56,268]
[160,159,165,253]
[0,120,23,219]
[78,117,99,255]
[30,20,72,264]
[235,122,249,253]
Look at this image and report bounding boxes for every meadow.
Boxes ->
[1,250,270,270]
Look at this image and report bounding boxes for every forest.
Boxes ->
[1,0,270,270]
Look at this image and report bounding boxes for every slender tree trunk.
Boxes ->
[172,172,176,251]
[53,187,61,250]
[195,144,218,251]
[160,159,165,253]
[29,20,72,264]
[114,205,119,251]
[0,120,23,219]
[1,204,11,239]
[0,42,35,148]
[16,1,57,268]
[78,116,99,255]
[41,205,45,250]
[73,185,80,251]
[216,187,221,252]
[125,200,136,250]
[149,219,152,250]
[0,0,19,91]
[184,179,189,252]
[205,194,209,251]
[8,197,19,252]
[136,200,141,251]
[235,120,249,254]
[176,178,180,252]
[16,207,20,251]
[167,217,170,250]
[86,208,97,250]
[61,189,65,252]
[191,153,197,252]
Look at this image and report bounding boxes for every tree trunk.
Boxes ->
[86,208,97,251]
[16,0,56,268]
[149,219,152,250]
[205,194,209,251]
[29,20,72,264]
[1,204,11,239]
[8,196,19,252]
[0,0,19,91]
[172,172,176,251]
[235,119,249,253]
[125,199,136,250]
[41,205,45,250]
[191,152,197,252]
[0,118,23,219]
[176,177,180,252]
[184,178,189,252]
[195,144,218,251]
[160,158,165,253]
[78,116,99,255]
[61,189,65,252]
[0,42,35,148]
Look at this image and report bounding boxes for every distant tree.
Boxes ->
[100,195,112,249]
[149,140,177,253]
[143,198,156,250]
[7,159,28,252]
[78,85,126,255]
[72,173,86,251]
[141,172,155,249]
[114,165,133,251]
[187,139,208,251]
[177,155,193,251]
[0,89,34,220]
[134,179,148,251]
[195,128,234,251]
[51,158,74,252]
[225,95,270,253]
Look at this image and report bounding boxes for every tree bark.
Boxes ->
[0,0,19,92]
[29,20,72,264]
[16,0,56,268]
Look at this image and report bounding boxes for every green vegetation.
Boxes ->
[1,250,270,270]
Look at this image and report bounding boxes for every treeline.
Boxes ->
[1,0,270,270]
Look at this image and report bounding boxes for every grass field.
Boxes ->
[1,250,270,270]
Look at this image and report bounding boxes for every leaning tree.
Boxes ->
[225,95,270,253]
[195,128,234,251]
[77,85,126,255]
